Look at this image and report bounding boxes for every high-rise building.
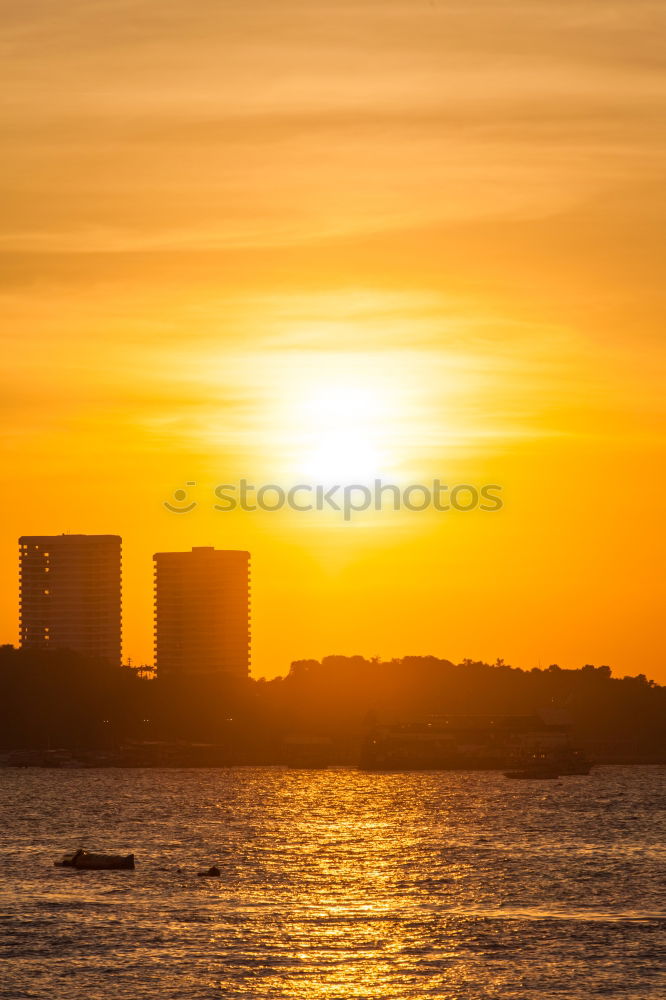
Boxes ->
[153,546,250,679]
[19,534,122,665]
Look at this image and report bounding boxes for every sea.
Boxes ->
[0,766,664,999]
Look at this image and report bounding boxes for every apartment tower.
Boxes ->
[153,546,250,678]
[19,534,122,665]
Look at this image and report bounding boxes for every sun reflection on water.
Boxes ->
[1,767,664,999]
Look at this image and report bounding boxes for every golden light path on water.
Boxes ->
[1,766,664,999]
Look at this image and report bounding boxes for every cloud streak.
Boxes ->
[2,0,665,250]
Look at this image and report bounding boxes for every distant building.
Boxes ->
[153,547,250,679]
[19,534,122,665]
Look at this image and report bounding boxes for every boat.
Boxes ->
[552,751,593,775]
[504,748,592,780]
[55,849,135,870]
[557,763,592,775]
[503,765,561,780]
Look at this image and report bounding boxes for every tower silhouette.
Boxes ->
[153,546,250,678]
[19,534,122,666]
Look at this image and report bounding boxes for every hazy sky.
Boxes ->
[2,1,665,679]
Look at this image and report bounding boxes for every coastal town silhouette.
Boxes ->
[4,534,664,770]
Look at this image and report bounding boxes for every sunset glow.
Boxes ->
[3,5,665,998]
[2,0,665,681]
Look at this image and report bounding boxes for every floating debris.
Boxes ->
[197,865,221,878]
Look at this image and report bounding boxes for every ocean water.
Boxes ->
[0,766,664,999]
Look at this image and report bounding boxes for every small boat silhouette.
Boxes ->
[55,849,135,870]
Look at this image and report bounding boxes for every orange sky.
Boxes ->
[2,1,665,680]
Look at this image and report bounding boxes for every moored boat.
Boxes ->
[55,849,135,870]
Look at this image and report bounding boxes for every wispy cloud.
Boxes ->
[2,0,665,251]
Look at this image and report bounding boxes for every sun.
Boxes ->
[281,372,396,483]
[301,426,385,482]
